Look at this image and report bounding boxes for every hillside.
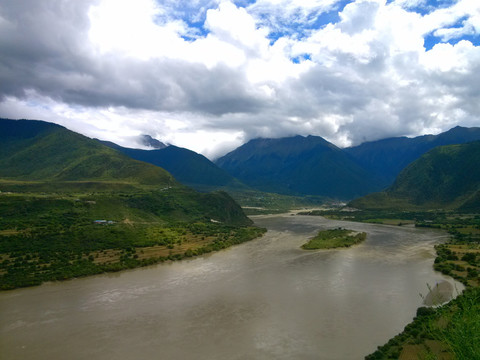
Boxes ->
[0,118,253,224]
[0,118,175,186]
[345,126,480,186]
[216,135,382,200]
[101,141,248,191]
[349,141,480,211]
[0,119,259,289]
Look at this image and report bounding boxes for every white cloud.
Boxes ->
[0,0,479,158]
[205,2,268,51]
[421,40,480,72]
[421,0,480,39]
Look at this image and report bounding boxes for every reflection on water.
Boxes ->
[0,214,459,359]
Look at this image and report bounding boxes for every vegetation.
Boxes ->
[215,135,383,199]
[349,141,480,212]
[301,228,366,249]
[102,141,249,192]
[345,125,480,187]
[0,119,265,290]
[0,187,265,290]
[366,287,480,360]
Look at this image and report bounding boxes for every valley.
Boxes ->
[1,118,480,359]
[1,1,479,359]
[0,213,456,360]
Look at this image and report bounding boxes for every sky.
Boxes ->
[1,0,480,159]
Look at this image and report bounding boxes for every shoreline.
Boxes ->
[0,225,266,291]
[301,228,367,250]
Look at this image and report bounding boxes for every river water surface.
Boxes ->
[0,214,459,359]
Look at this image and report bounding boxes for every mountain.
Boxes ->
[0,118,252,225]
[216,135,382,200]
[138,134,166,149]
[0,118,175,185]
[349,141,480,211]
[345,126,480,186]
[101,141,248,191]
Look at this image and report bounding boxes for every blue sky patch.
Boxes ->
[291,54,312,64]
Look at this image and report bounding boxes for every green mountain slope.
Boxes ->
[216,135,382,200]
[101,141,248,191]
[0,118,252,225]
[345,126,480,187]
[349,141,480,211]
[0,119,174,185]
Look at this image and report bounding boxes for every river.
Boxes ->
[0,214,459,359]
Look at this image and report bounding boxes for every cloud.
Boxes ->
[0,0,479,159]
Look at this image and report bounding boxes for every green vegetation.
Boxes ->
[345,125,480,188]
[299,208,480,230]
[427,288,480,359]
[366,287,480,360]
[0,187,265,290]
[215,135,382,199]
[349,141,480,212]
[301,228,366,249]
[103,142,250,192]
[0,119,265,290]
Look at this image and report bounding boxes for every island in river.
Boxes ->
[301,228,367,249]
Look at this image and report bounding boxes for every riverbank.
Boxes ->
[0,224,266,290]
[0,213,452,360]
[337,211,480,360]
[301,228,366,249]
[255,210,478,358]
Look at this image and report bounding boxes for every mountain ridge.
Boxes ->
[349,141,480,211]
[345,125,480,186]
[0,118,175,186]
[216,135,382,199]
[0,118,252,226]
[100,140,248,191]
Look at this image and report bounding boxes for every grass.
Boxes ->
[0,181,265,290]
[0,221,266,290]
[301,228,366,250]
[427,288,480,359]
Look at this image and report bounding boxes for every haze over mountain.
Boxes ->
[346,126,480,186]
[216,135,382,200]
[350,141,480,211]
[139,135,166,149]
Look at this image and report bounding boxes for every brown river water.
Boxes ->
[0,214,460,359]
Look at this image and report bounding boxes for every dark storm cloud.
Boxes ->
[0,1,264,116]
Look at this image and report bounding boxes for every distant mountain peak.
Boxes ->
[139,134,166,149]
[216,134,379,199]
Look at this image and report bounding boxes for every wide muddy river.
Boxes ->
[0,214,460,359]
